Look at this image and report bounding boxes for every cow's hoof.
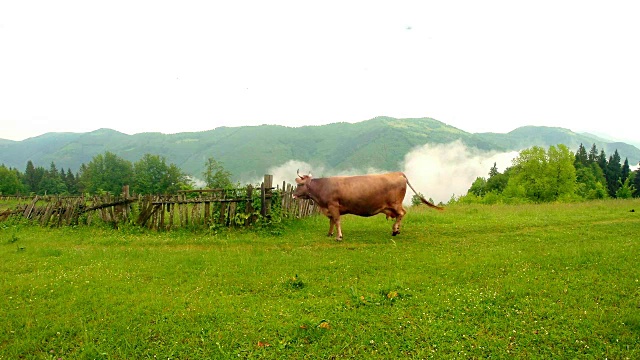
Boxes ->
[392,231,400,236]
[327,233,334,237]
[335,237,343,242]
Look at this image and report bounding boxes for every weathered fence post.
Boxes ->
[245,185,254,226]
[261,174,273,218]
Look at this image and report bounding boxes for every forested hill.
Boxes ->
[1,117,639,181]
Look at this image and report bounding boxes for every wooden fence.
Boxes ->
[0,192,136,226]
[0,175,319,230]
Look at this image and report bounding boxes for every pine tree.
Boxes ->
[605,150,622,197]
[489,162,499,177]
[39,162,67,195]
[633,168,640,198]
[574,143,588,168]
[597,149,608,171]
[24,160,40,193]
[64,168,78,194]
[486,165,509,194]
[597,150,608,193]
[621,158,630,184]
[588,144,598,163]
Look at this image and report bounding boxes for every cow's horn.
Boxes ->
[297,169,303,179]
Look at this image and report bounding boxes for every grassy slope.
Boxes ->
[1,200,639,358]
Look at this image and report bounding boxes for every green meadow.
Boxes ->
[1,200,639,359]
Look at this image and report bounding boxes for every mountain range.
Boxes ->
[1,117,639,182]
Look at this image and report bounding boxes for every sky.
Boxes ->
[1,1,639,144]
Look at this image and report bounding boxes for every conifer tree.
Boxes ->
[489,162,499,177]
[574,143,588,168]
[486,164,509,194]
[621,158,630,184]
[24,160,41,193]
[606,150,622,197]
[597,149,608,172]
[38,162,67,195]
[64,168,78,195]
[633,168,640,198]
[588,144,599,163]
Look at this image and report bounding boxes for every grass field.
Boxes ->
[1,199,639,359]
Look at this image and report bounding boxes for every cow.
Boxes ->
[292,170,443,240]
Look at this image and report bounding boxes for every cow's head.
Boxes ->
[292,170,312,199]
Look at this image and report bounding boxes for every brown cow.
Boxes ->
[292,171,443,240]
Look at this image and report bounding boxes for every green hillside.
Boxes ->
[1,117,638,181]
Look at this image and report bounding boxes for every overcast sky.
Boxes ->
[1,1,639,144]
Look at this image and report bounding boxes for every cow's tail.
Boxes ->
[403,174,444,211]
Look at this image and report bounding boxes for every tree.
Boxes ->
[486,167,510,194]
[588,182,610,199]
[503,145,576,202]
[64,168,79,195]
[202,157,233,189]
[621,158,631,184]
[545,144,576,200]
[632,170,640,198]
[411,192,428,206]
[588,143,599,163]
[575,163,609,200]
[489,162,499,177]
[0,165,24,195]
[616,177,635,199]
[605,150,622,197]
[133,154,190,194]
[505,146,548,202]
[38,162,67,195]
[468,177,487,197]
[23,160,43,194]
[79,152,133,194]
[597,149,608,174]
[574,143,588,168]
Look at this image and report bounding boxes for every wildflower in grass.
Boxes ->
[318,320,330,329]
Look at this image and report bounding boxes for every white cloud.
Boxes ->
[401,141,518,204]
[261,160,318,190]
[263,141,518,204]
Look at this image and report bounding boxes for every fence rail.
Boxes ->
[0,175,319,230]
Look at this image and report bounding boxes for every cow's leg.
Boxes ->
[327,206,342,241]
[327,217,335,237]
[320,207,334,237]
[391,206,407,236]
[335,215,343,241]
